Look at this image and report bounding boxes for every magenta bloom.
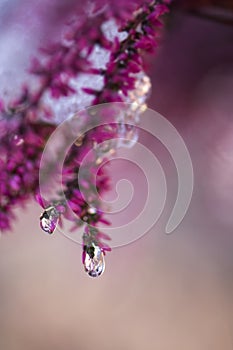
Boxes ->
[0,0,170,272]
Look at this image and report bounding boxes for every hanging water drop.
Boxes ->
[83,243,105,277]
[40,206,59,234]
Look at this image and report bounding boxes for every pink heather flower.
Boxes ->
[0,0,170,250]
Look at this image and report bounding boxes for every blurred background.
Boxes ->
[0,1,233,349]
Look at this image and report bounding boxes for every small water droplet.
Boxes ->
[12,135,24,146]
[40,206,59,234]
[87,206,97,215]
[83,243,105,277]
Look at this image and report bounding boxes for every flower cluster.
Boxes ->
[0,93,55,230]
[0,0,170,274]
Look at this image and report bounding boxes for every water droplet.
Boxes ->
[83,243,105,277]
[87,206,97,215]
[40,206,59,234]
[12,135,24,146]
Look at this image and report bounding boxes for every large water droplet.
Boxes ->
[83,243,105,277]
[40,206,59,234]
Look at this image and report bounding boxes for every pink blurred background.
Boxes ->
[0,3,233,350]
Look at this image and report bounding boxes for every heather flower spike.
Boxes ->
[0,0,170,276]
